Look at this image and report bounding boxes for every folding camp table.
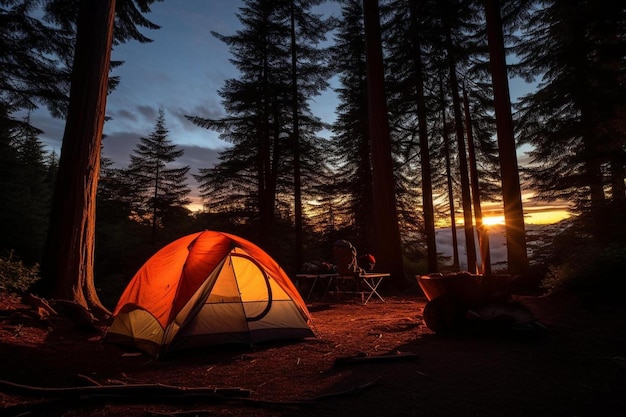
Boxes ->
[334,272,389,304]
[295,272,388,304]
[356,272,389,304]
[295,273,338,301]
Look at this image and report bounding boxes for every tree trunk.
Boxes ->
[440,74,460,271]
[257,45,275,248]
[362,0,406,287]
[267,104,280,245]
[609,153,626,238]
[409,0,437,273]
[444,21,477,273]
[40,0,116,318]
[572,23,610,243]
[484,0,528,275]
[463,84,491,275]
[581,127,609,240]
[151,163,160,246]
[290,2,304,272]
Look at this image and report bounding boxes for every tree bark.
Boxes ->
[40,0,116,318]
[440,75,460,271]
[609,153,626,237]
[483,0,529,275]
[409,0,437,273]
[443,20,477,273]
[362,0,406,286]
[463,84,491,275]
[290,1,304,272]
[257,29,275,248]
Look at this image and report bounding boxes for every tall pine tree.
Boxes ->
[329,0,375,252]
[363,0,406,285]
[188,1,289,248]
[516,0,626,243]
[188,0,332,258]
[287,0,335,272]
[126,108,191,244]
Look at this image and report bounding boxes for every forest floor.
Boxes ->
[1,287,625,417]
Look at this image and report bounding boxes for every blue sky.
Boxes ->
[28,1,342,208]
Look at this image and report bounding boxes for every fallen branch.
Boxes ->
[0,380,251,399]
[141,380,380,416]
[145,410,215,417]
[310,380,379,401]
[334,352,419,367]
[0,378,380,415]
[25,293,57,320]
[76,374,103,386]
[24,294,102,331]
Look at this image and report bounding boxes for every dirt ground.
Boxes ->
[1,288,625,417]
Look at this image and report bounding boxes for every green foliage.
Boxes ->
[187,0,334,249]
[2,0,623,296]
[515,0,626,241]
[0,0,73,121]
[541,226,626,299]
[0,111,55,264]
[125,108,191,242]
[402,256,429,281]
[329,0,376,251]
[1,0,163,128]
[0,252,41,294]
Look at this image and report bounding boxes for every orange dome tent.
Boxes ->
[105,230,314,357]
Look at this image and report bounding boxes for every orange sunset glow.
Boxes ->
[480,207,571,226]
[482,215,505,226]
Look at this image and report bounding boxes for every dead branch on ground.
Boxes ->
[334,352,419,367]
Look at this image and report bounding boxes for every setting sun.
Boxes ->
[482,215,505,226]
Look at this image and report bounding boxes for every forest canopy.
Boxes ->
[1,0,624,310]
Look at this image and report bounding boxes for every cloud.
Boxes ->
[137,105,158,121]
[112,108,139,123]
[171,102,223,132]
[179,144,222,175]
[435,225,509,271]
[28,109,65,151]
[101,131,139,167]
[193,99,225,119]
[102,129,222,166]
[101,131,222,203]
[517,151,532,166]
[105,104,158,134]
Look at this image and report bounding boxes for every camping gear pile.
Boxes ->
[417,273,545,334]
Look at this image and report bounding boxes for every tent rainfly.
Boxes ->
[104,230,315,357]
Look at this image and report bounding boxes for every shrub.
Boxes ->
[541,243,626,298]
[0,252,41,294]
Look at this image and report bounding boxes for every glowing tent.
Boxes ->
[105,230,314,357]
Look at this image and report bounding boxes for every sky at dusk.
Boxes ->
[22,1,566,224]
[26,1,343,210]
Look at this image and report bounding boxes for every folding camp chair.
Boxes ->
[332,240,389,304]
